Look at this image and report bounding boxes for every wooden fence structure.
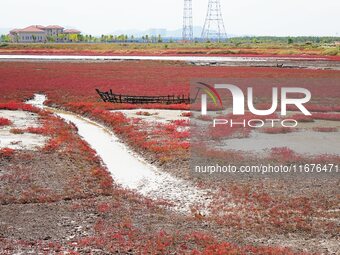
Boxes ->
[96,89,192,105]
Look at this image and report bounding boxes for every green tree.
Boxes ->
[77,34,84,42]
[151,35,157,43]
[58,33,66,42]
[0,34,11,42]
[47,36,55,42]
[117,34,124,41]
[69,34,78,42]
[158,34,162,43]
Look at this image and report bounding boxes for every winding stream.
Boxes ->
[26,94,211,214]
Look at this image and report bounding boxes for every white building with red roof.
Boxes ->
[9,25,81,43]
[44,25,65,37]
[64,29,82,35]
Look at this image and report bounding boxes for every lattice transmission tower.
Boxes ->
[201,0,227,41]
[182,0,193,41]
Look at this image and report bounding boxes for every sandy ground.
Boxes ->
[0,110,46,150]
[111,109,189,124]
[26,94,46,109]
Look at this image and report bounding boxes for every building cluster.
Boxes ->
[9,25,81,43]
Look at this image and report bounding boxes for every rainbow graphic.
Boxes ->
[197,82,223,107]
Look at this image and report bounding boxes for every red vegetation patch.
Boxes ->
[181,111,192,117]
[171,119,189,127]
[192,143,245,162]
[0,117,12,126]
[209,180,339,244]
[261,127,296,134]
[0,106,113,205]
[73,217,307,255]
[24,126,51,135]
[0,148,15,158]
[209,124,251,139]
[91,168,114,195]
[65,102,190,160]
[0,61,339,106]
[312,113,340,121]
[136,111,156,116]
[290,114,314,123]
[307,105,340,112]
[0,102,40,113]
[270,147,301,163]
[10,128,25,134]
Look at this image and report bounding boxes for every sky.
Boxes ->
[1,0,339,36]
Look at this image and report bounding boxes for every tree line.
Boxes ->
[0,34,164,43]
[228,36,340,44]
[1,34,340,44]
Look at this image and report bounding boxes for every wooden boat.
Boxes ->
[96,89,191,105]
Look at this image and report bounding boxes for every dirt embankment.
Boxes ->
[0,42,339,60]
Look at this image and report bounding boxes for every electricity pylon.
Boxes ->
[202,0,227,41]
[183,0,193,41]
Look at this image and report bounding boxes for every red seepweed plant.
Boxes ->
[64,101,191,161]
[261,127,296,134]
[312,113,340,121]
[0,148,15,158]
[0,117,12,126]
